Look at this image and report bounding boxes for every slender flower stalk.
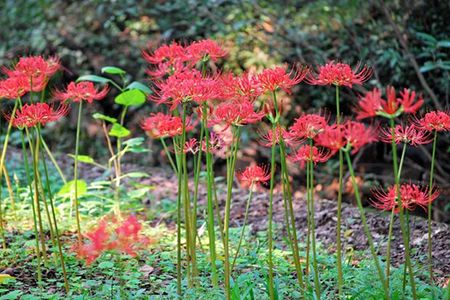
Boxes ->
[344,150,390,298]
[427,129,437,282]
[203,104,218,288]
[223,125,242,300]
[73,101,83,245]
[267,120,276,300]
[37,125,70,292]
[308,139,321,299]
[389,117,417,300]
[173,134,183,295]
[335,86,344,298]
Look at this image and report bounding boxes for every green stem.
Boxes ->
[173,135,182,296]
[231,183,254,271]
[345,151,390,298]
[223,126,242,300]
[41,138,67,184]
[386,142,407,289]
[389,118,417,300]
[192,120,204,259]
[203,104,218,288]
[306,158,311,278]
[115,105,129,206]
[37,126,70,293]
[160,138,177,174]
[402,210,411,295]
[19,129,42,285]
[335,85,344,298]
[427,130,437,283]
[267,120,277,300]
[73,101,83,246]
[309,139,321,299]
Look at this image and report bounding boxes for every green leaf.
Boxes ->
[115,89,146,107]
[68,154,95,164]
[129,146,149,153]
[123,137,144,147]
[416,32,437,45]
[127,189,148,199]
[98,261,115,269]
[126,81,152,94]
[93,113,117,123]
[437,40,450,48]
[0,274,15,284]
[76,75,110,84]
[109,123,130,138]
[57,180,88,198]
[0,290,22,300]
[101,66,126,75]
[419,61,438,73]
[122,172,150,179]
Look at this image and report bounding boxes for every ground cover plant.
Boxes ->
[0,39,449,300]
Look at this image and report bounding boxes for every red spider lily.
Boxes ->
[379,123,432,146]
[209,100,265,131]
[142,41,188,65]
[141,112,197,139]
[145,60,188,78]
[344,121,378,153]
[109,215,150,257]
[186,40,228,64]
[175,138,199,155]
[258,128,296,147]
[414,110,450,132]
[289,145,331,168]
[236,165,271,186]
[315,121,377,154]
[150,70,220,110]
[370,183,440,213]
[3,55,60,78]
[220,72,263,102]
[72,216,149,265]
[257,66,307,94]
[306,61,372,88]
[6,102,69,128]
[71,220,110,265]
[355,87,423,120]
[201,132,229,154]
[53,81,109,103]
[288,113,328,141]
[0,76,29,99]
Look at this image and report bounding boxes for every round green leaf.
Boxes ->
[76,75,110,84]
[109,123,130,138]
[115,89,146,107]
[101,66,126,75]
[126,81,152,94]
[57,180,88,198]
[68,154,95,164]
[93,113,117,123]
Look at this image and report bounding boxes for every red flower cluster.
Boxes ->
[355,87,423,120]
[0,55,60,98]
[259,128,296,147]
[141,112,197,139]
[315,121,377,154]
[379,123,432,146]
[370,183,440,213]
[151,70,220,110]
[6,102,69,128]
[288,113,328,141]
[143,40,227,78]
[186,40,228,64]
[220,72,263,102]
[72,215,150,265]
[53,81,109,103]
[209,101,265,130]
[289,145,331,168]
[306,61,372,88]
[257,66,307,94]
[236,165,271,186]
[414,110,450,132]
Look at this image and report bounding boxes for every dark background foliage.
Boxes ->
[1,0,450,221]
